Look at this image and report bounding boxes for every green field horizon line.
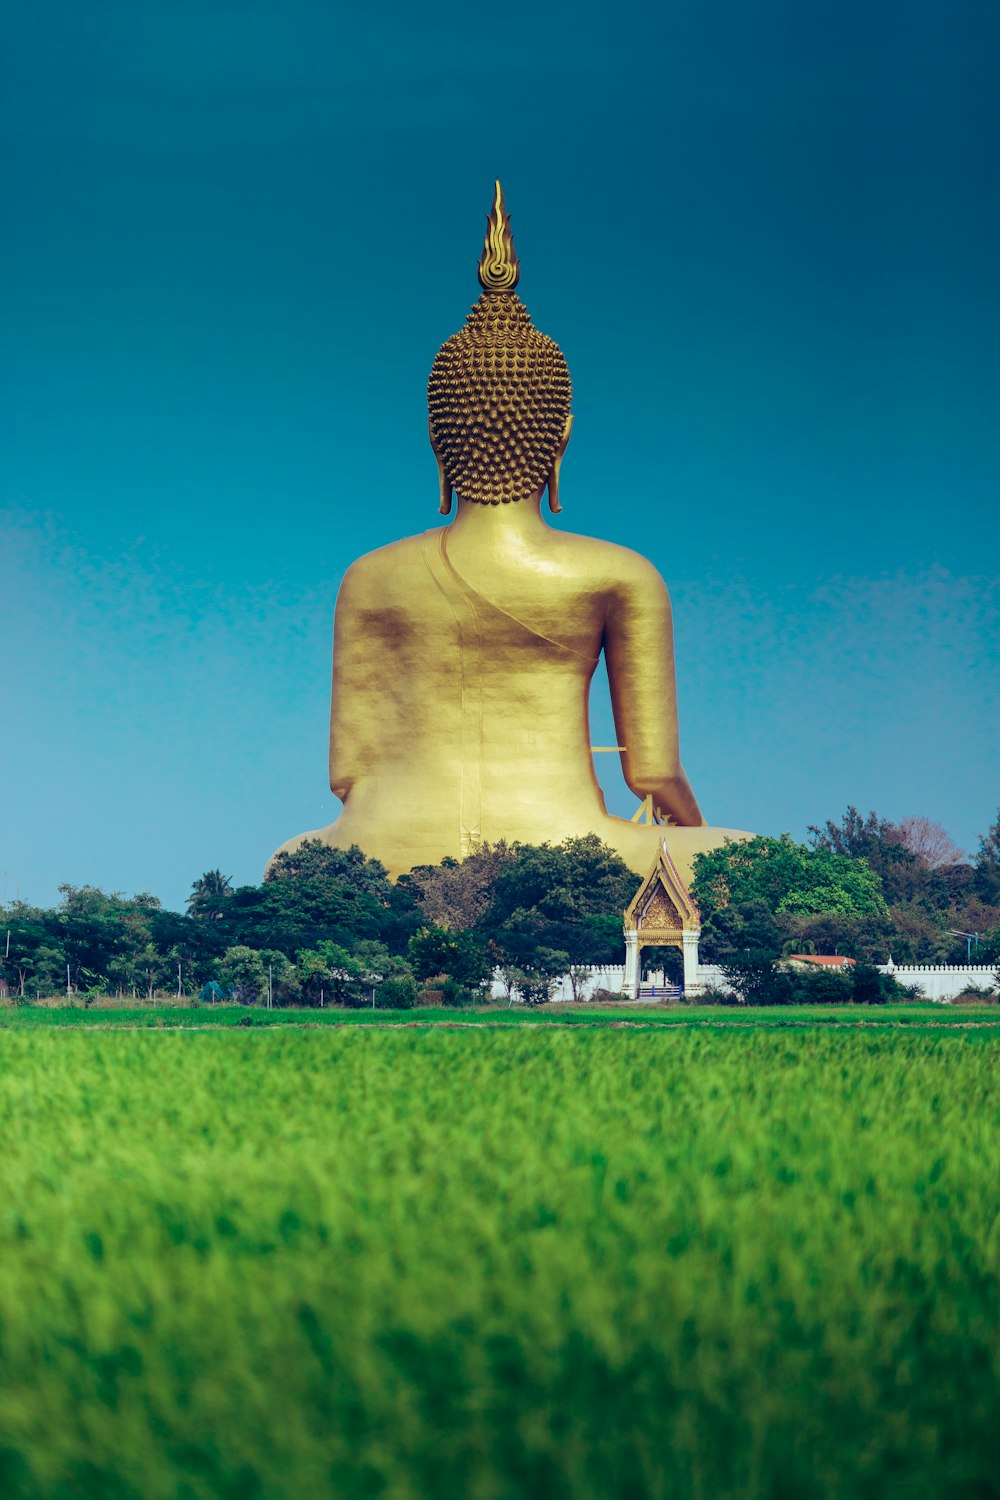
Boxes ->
[2,1001,998,1031]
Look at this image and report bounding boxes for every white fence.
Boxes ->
[696,963,996,1003]
[489,965,627,1003]
[491,962,997,1004]
[881,964,997,1002]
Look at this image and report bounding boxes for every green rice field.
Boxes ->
[0,1027,997,1498]
[3,1001,999,1029]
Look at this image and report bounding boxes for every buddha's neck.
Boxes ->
[447,490,549,545]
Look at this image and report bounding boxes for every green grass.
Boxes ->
[4,1001,999,1030]
[0,1029,997,1498]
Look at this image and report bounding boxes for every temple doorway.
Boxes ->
[623,841,702,998]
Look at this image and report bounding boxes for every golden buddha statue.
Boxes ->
[273,183,748,885]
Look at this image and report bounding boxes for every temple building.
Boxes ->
[623,841,703,998]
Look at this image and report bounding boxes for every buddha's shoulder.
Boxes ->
[550,529,668,592]
[338,532,433,588]
[339,528,666,594]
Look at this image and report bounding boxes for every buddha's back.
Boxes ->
[323,522,637,869]
[271,183,749,884]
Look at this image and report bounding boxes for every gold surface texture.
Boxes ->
[272,185,750,886]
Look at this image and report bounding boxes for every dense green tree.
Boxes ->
[806,807,921,905]
[694,835,900,971]
[484,835,637,927]
[958,925,1000,967]
[351,940,417,991]
[851,961,889,1005]
[0,903,53,997]
[719,955,793,1006]
[472,835,635,970]
[351,939,392,979]
[794,808,996,960]
[700,898,785,964]
[296,942,364,1006]
[694,835,888,924]
[808,806,906,864]
[376,975,418,1010]
[239,843,420,958]
[186,870,233,920]
[786,967,853,1005]
[217,946,268,1004]
[53,886,165,992]
[223,879,383,958]
[974,809,1000,904]
[779,908,895,964]
[578,913,630,961]
[266,841,390,897]
[881,904,954,964]
[149,907,228,987]
[24,944,67,999]
[408,927,491,988]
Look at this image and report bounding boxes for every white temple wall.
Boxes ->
[490,965,628,1003]
[880,965,996,1002]
[490,963,996,1004]
[692,963,996,1003]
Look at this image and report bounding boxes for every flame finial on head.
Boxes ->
[429,180,570,509]
[478,180,520,291]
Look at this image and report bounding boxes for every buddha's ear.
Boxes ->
[437,464,454,516]
[547,414,573,515]
[429,418,453,516]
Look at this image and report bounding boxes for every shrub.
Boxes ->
[219,946,267,1005]
[720,954,795,1006]
[408,928,491,987]
[376,976,418,1010]
[785,967,853,1006]
[849,962,911,1005]
[692,985,740,1006]
[439,976,486,1008]
[950,985,998,1006]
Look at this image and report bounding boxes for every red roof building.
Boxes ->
[786,954,856,970]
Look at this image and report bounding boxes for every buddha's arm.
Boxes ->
[328,565,374,802]
[604,562,705,826]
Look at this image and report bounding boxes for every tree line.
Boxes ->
[0,835,636,1007]
[2,809,998,1006]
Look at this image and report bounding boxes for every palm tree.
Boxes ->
[186,870,233,920]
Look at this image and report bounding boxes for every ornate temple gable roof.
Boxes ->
[624,840,701,933]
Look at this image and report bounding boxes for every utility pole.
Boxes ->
[268,964,273,1010]
[177,960,182,1000]
[66,963,72,1005]
[946,929,980,963]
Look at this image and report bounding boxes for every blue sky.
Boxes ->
[2,0,998,910]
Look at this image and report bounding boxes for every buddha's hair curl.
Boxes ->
[427,292,572,506]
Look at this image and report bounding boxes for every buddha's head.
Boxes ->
[428,182,573,514]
